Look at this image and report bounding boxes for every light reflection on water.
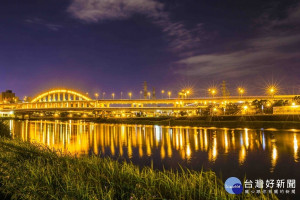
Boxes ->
[9,120,300,180]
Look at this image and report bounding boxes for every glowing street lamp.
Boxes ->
[208,88,217,98]
[121,92,123,99]
[168,91,171,99]
[238,88,245,97]
[147,92,151,99]
[267,86,277,97]
[128,92,132,99]
[186,90,190,98]
[139,91,143,99]
[102,92,106,99]
[94,93,99,100]
[112,93,115,99]
[161,90,165,98]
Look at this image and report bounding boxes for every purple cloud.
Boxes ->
[67,0,204,51]
[175,3,300,78]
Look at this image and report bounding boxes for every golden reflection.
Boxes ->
[128,134,133,158]
[294,133,298,162]
[194,133,199,151]
[271,143,278,172]
[204,129,208,151]
[186,143,191,160]
[224,129,228,154]
[9,120,300,173]
[239,146,246,165]
[161,146,165,159]
[167,129,172,157]
[244,128,249,149]
[231,130,235,149]
[208,133,217,162]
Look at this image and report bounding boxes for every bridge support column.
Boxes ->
[63,93,66,101]
[43,97,46,102]
[58,93,61,101]
[73,95,76,101]
[53,94,56,101]
[48,94,51,102]
[68,94,71,101]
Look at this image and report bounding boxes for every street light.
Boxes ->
[139,91,143,99]
[168,91,171,99]
[161,90,165,98]
[102,92,106,99]
[208,88,217,98]
[121,92,123,99]
[112,93,115,99]
[238,87,245,97]
[186,90,190,98]
[94,93,99,100]
[267,86,277,97]
[147,92,151,99]
[128,92,132,99]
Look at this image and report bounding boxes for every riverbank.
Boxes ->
[0,122,277,200]
[95,115,300,129]
[5,114,300,129]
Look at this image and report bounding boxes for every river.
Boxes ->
[8,119,300,197]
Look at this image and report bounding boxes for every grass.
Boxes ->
[0,122,278,200]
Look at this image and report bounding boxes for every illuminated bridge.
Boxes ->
[0,89,299,118]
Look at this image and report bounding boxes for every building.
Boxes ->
[0,90,16,103]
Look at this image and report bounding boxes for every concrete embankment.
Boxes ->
[94,115,300,129]
[3,114,300,129]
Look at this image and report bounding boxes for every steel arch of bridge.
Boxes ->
[31,89,91,103]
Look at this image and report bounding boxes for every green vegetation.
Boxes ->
[0,121,277,200]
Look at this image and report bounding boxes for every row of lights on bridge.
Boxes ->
[89,86,278,100]
[92,90,173,100]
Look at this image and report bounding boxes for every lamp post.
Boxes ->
[112,93,115,99]
[139,91,142,99]
[269,87,275,98]
[161,90,165,99]
[208,89,216,98]
[128,92,132,100]
[94,93,99,100]
[121,92,123,99]
[147,92,151,99]
[238,88,245,97]
[168,91,171,99]
[186,90,190,98]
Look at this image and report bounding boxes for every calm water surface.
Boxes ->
[8,120,300,194]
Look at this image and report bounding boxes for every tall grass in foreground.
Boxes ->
[0,122,277,200]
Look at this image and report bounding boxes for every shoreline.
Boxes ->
[94,118,300,129]
[3,115,300,129]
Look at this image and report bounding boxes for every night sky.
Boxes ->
[1,0,300,99]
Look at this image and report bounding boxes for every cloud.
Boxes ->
[25,17,62,31]
[67,0,203,51]
[67,0,164,21]
[175,3,300,78]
